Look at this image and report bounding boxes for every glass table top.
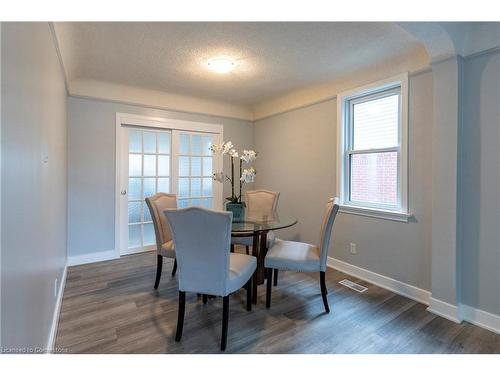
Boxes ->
[231,215,298,234]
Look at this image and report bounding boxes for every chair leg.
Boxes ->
[175,291,186,342]
[273,269,278,286]
[245,245,249,255]
[266,268,273,309]
[245,278,252,312]
[230,244,235,253]
[171,259,177,277]
[202,294,208,304]
[320,271,330,313]
[154,255,163,289]
[221,296,229,351]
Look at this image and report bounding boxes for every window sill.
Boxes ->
[338,204,413,223]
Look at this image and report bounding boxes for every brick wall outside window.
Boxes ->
[350,151,397,205]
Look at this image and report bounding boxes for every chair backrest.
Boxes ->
[245,189,280,221]
[164,207,233,296]
[318,198,340,272]
[145,193,177,252]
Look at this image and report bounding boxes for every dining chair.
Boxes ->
[145,193,177,289]
[164,206,256,351]
[264,198,340,313]
[231,189,280,255]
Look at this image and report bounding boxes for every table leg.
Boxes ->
[257,231,268,284]
[252,231,259,304]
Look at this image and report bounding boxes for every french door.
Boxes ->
[117,116,222,256]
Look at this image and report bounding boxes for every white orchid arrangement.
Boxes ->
[210,141,257,204]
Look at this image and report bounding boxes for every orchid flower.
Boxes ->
[222,141,234,155]
[228,148,239,158]
[240,167,256,183]
[240,149,257,163]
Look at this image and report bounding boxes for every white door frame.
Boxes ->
[115,112,223,256]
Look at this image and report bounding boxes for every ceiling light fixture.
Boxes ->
[207,57,236,74]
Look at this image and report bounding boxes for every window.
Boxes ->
[337,74,410,222]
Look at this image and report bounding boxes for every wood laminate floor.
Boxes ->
[55,251,499,354]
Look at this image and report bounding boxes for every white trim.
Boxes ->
[327,257,431,305]
[336,73,409,219]
[327,257,500,332]
[116,112,224,134]
[46,265,67,354]
[427,298,462,324]
[68,78,253,121]
[338,204,413,223]
[461,304,500,334]
[68,249,119,266]
[120,245,156,256]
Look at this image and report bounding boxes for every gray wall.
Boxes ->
[254,71,434,291]
[461,50,500,315]
[1,23,68,349]
[67,97,254,258]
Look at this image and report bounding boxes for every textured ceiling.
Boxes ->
[54,22,428,106]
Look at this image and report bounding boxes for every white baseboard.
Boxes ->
[68,249,119,266]
[46,264,67,353]
[461,304,500,334]
[427,297,462,323]
[327,257,500,333]
[327,257,431,305]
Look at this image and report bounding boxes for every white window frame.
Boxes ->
[336,73,411,222]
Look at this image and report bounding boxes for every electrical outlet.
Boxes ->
[349,243,357,254]
[54,278,58,298]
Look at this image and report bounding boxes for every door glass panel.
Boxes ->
[129,154,142,176]
[128,178,141,200]
[191,178,202,197]
[128,201,141,223]
[203,157,212,176]
[126,127,171,251]
[176,132,216,209]
[191,135,202,155]
[179,134,190,154]
[191,157,202,176]
[143,155,156,176]
[143,132,157,153]
[202,136,212,156]
[158,155,170,176]
[143,223,155,246]
[158,177,170,193]
[129,130,142,153]
[128,224,141,248]
[179,178,189,198]
[144,205,152,222]
[178,199,189,208]
[179,156,190,176]
[143,177,156,198]
[203,177,213,196]
[158,132,171,154]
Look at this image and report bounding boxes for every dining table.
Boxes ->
[231,215,298,304]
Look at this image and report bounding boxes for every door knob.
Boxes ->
[121,189,127,195]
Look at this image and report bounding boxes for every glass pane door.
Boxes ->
[172,131,222,210]
[126,127,171,253]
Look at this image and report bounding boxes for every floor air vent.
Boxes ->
[339,279,368,293]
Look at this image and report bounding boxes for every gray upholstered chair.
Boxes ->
[164,206,256,351]
[264,198,340,313]
[231,189,280,255]
[145,193,177,289]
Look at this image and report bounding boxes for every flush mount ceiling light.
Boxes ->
[207,57,236,74]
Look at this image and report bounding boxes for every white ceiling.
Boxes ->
[54,22,428,107]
